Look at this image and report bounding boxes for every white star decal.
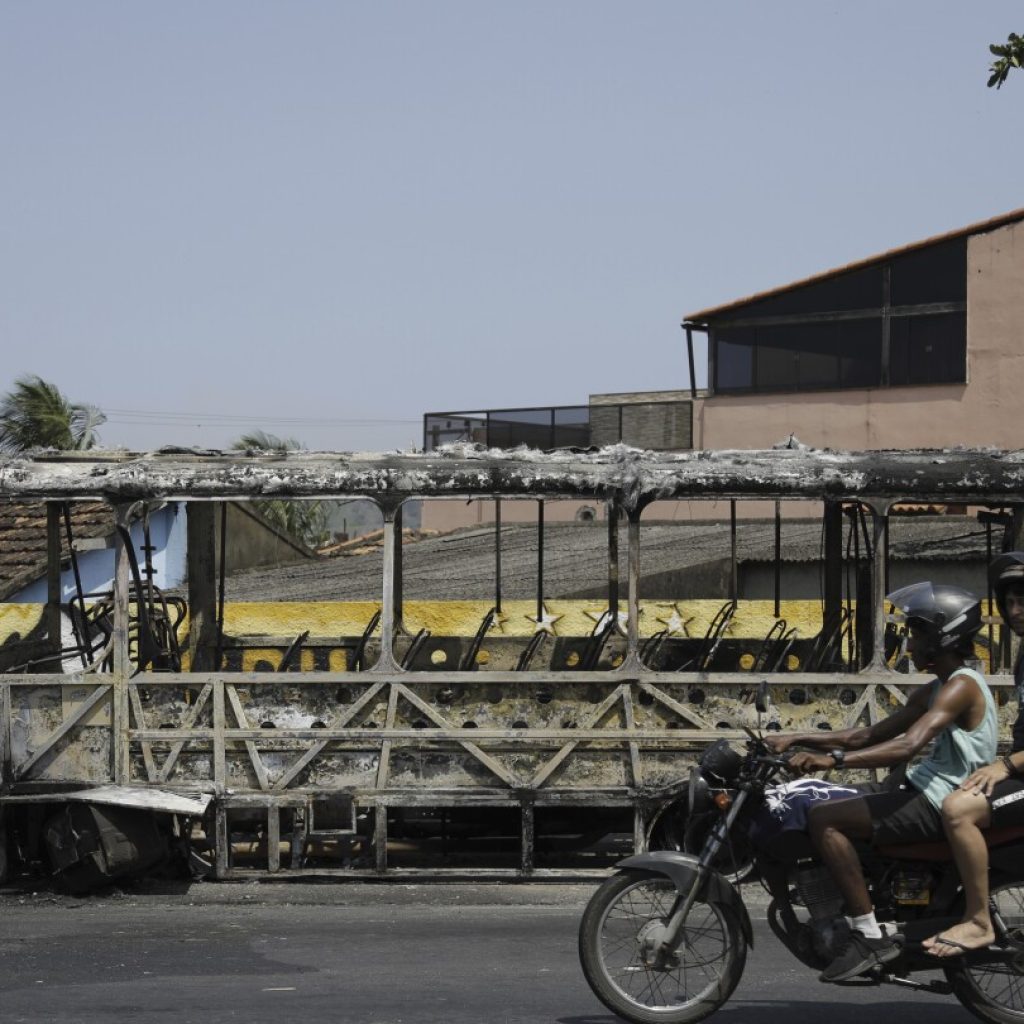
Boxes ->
[655,603,695,637]
[527,605,563,635]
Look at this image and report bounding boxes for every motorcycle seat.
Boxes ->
[878,824,1024,862]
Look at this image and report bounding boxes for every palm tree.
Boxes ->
[0,375,106,453]
[232,430,329,548]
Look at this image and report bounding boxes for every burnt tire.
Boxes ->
[578,869,746,1024]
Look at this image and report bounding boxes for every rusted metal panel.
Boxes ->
[1,785,211,816]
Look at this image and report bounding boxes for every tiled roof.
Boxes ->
[0,501,113,601]
[222,515,991,602]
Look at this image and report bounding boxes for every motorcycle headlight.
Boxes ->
[688,765,711,816]
[699,738,743,784]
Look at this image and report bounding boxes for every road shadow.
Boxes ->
[558,997,972,1024]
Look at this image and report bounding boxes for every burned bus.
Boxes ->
[0,444,1021,886]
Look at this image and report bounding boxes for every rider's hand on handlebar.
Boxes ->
[786,751,836,776]
[763,734,796,755]
[959,761,1011,797]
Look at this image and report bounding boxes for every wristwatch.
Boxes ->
[829,749,845,769]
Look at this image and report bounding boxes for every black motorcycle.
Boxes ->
[578,686,1024,1024]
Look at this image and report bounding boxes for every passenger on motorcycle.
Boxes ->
[765,582,997,983]
[923,553,1024,958]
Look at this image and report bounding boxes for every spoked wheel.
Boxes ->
[947,881,1024,1024]
[578,869,747,1024]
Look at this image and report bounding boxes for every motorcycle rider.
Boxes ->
[923,553,1024,958]
[765,582,997,983]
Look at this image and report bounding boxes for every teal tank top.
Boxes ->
[906,667,998,811]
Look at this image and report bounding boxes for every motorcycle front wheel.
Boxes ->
[947,879,1024,1024]
[578,868,747,1024]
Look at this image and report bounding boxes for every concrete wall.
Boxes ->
[223,503,311,572]
[696,220,1024,451]
[421,496,824,531]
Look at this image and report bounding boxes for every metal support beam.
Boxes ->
[773,500,782,618]
[627,512,641,658]
[536,499,545,623]
[714,299,964,331]
[378,509,400,670]
[393,504,404,631]
[186,502,219,672]
[212,679,226,790]
[869,503,891,669]
[633,804,648,855]
[608,500,620,623]
[374,803,388,874]
[267,804,280,873]
[729,501,738,604]
[520,800,535,876]
[494,498,502,613]
[112,505,133,784]
[45,503,62,665]
[823,501,844,661]
[684,324,697,399]
[215,803,230,880]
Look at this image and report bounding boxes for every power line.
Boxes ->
[102,407,420,427]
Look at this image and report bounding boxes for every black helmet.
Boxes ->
[989,552,1024,619]
[886,582,981,656]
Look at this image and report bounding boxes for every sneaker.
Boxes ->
[819,930,901,983]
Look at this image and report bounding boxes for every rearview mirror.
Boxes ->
[754,680,770,715]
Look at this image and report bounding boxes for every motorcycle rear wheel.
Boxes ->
[947,880,1024,1024]
[578,868,747,1024]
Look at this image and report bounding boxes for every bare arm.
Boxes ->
[961,749,1024,795]
[764,683,933,754]
[788,674,980,775]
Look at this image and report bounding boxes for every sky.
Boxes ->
[2,2,1022,453]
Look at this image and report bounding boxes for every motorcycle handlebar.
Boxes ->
[754,753,794,770]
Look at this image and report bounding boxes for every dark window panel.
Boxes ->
[489,423,549,449]
[733,264,883,319]
[423,415,485,451]
[838,319,883,388]
[487,408,553,449]
[755,323,842,391]
[716,319,884,395]
[889,239,967,307]
[756,332,799,390]
[889,312,966,386]
[714,328,756,391]
[552,407,590,448]
[488,408,553,426]
[794,324,840,390]
[553,407,589,426]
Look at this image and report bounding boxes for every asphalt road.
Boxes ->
[0,882,980,1024]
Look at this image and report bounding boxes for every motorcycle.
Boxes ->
[578,683,1024,1024]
